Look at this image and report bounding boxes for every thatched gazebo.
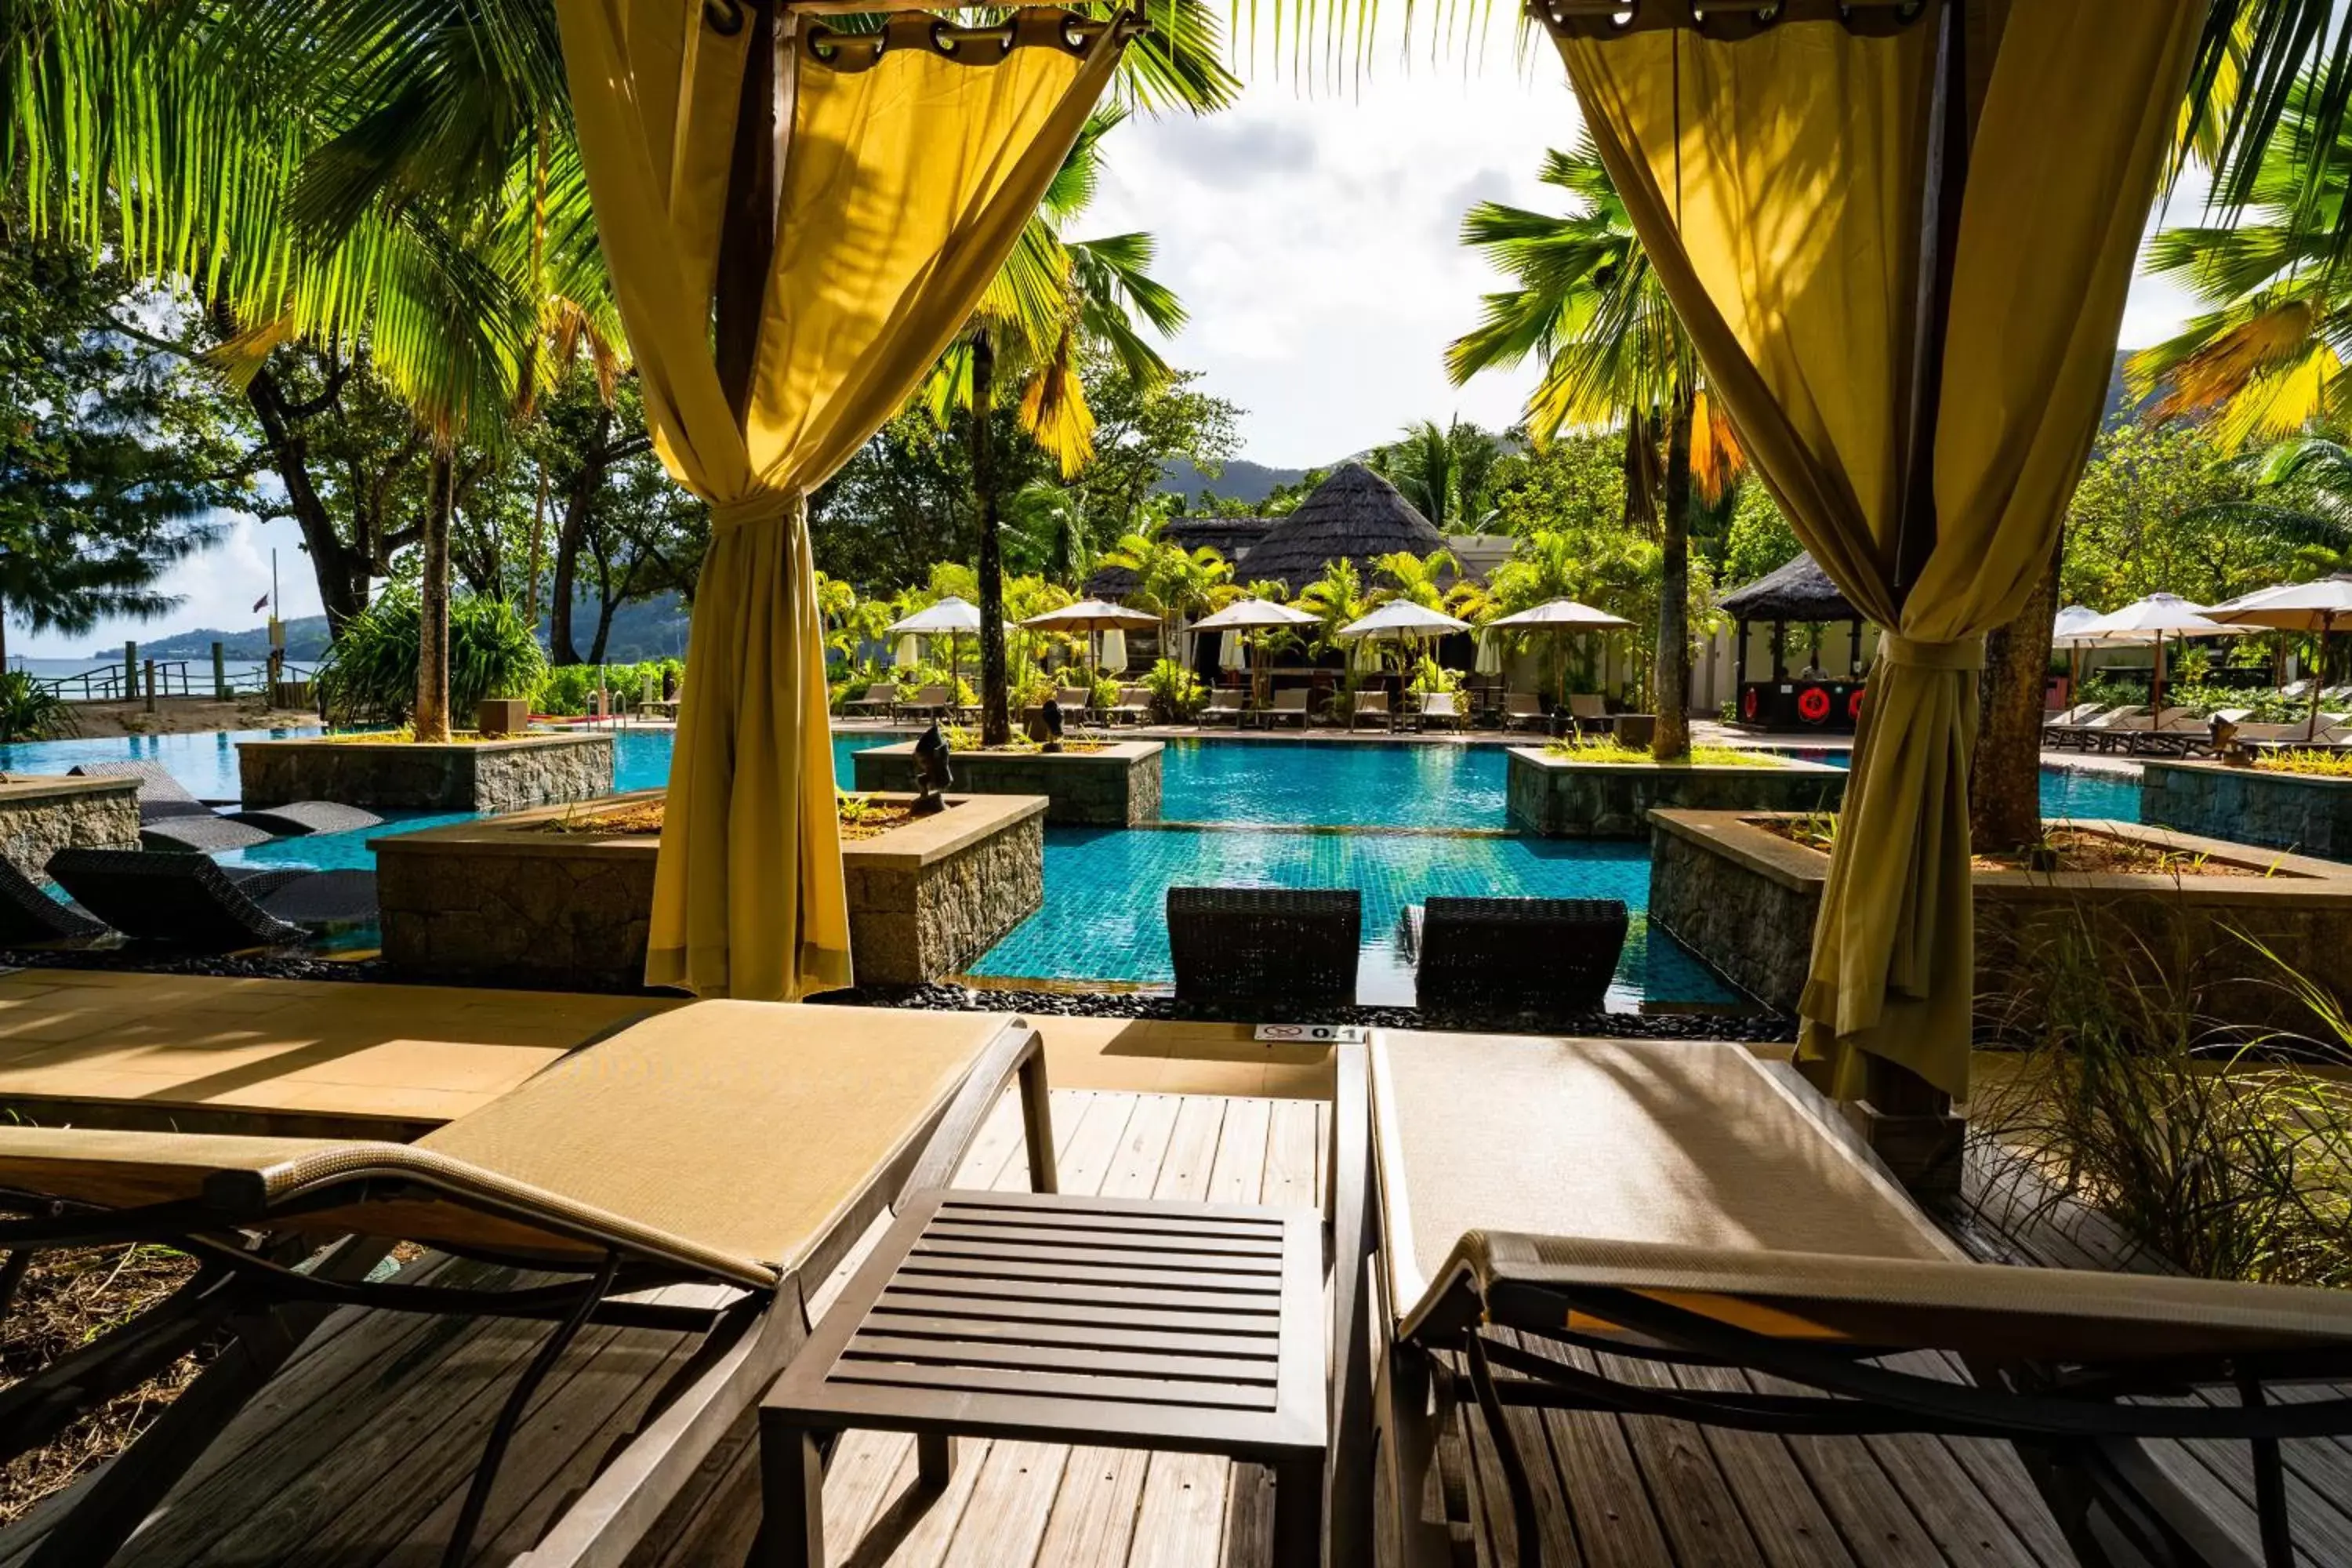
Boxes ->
[1718,550,1871,733]
[1233,463,1450,593]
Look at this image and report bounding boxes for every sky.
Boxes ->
[13,25,2216,659]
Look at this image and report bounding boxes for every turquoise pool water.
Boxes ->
[1770,747,2144,823]
[0,727,2145,1007]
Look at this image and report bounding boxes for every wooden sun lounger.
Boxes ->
[839,681,896,720]
[1355,1033,2352,1568]
[893,684,953,724]
[2046,705,2144,749]
[0,1001,1056,1568]
[1501,691,1547,731]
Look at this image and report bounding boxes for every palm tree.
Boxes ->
[5,0,609,740]
[1297,557,1375,699]
[921,5,1234,746]
[2128,78,2352,447]
[1097,522,1232,661]
[1373,548,1486,622]
[1448,139,1700,758]
[1370,420,1505,530]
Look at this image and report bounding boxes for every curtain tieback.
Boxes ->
[709,490,804,534]
[1879,633,1984,673]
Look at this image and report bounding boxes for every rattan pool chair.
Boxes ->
[223,800,385,837]
[68,758,216,822]
[1501,691,1548,731]
[1200,686,1247,726]
[1167,885,1359,1004]
[895,684,953,724]
[1352,1033,2352,1568]
[1351,689,1392,731]
[1412,897,1626,1013]
[840,681,897,720]
[0,855,105,946]
[1416,690,1464,731]
[1109,683,1152,724]
[135,811,274,852]
[0,1001,1057,1568]
[46,848,310,950]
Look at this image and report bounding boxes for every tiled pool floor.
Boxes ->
[968,825,1732,1008]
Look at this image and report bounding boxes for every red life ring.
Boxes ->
[1740,687,1759,721]
[1797,686,1831,723]
[1848,687,1867,720]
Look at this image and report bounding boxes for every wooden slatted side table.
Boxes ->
[759,1189,1327,1567]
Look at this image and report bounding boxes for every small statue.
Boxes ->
[1029,698,1065,753]
[2212,713,2253,768]
[911,720,953,815]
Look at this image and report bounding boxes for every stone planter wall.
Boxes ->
[240,732,613,813]
[1648,808,2352,1033]
[2143,758,2352,862]
[1506,746,1846,837]
[376,789,1045,990]
[0,777,140,881]
[852,740,1161,826]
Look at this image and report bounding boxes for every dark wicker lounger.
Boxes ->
[0,1003,1056,1568]
[1167,885,1360,1005]
[1356,1033,2352,1568]
[47,848,312,950]
[0,855,105,946]
[71,760,383,844]
[1411,896,1627,1013]
[224,800,386,837]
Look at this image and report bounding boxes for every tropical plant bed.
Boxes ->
[1762,817,2266,877]
[1505,744,1844,837]
[533,793,925,843]
[376,787,1044,989]
[2142,757,2352,861]
[1647,808,2352,1036]
[851,739,1162,826]
[238,731,614,813]
[1545,740,1784,767]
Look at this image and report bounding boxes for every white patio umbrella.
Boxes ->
[1338,601,1472,639]
[2204,574,2352,739]
[2049,603,2154,704]
[1098,628,1128,675]
[1486,598,1634,705]
[885,596,985,695]
[2075,593,2252,728]
[1019,599,1157,684]
[1192,599,1319,706]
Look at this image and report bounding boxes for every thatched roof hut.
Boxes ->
[1232,463,1451,594]
[1717,550,1863,624]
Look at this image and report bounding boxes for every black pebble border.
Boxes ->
[0,947,1798,1043]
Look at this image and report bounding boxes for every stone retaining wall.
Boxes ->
[2142,758,2352,862]
[0,776,140,881]
[376,789,1045,990]
[852,741,1161,826]
[240,732,613,813]
[1506,746,1846,837]
[1648,808,2352,1032]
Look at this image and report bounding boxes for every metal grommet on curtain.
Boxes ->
[702,0,746,37]
[1691,3,1786,41]
[931,20,958,54]
[1838,0,1929,36]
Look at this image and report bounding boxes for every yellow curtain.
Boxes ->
[1555,2,2205,1098]
[557,5,1124,999]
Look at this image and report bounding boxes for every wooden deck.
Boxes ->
[1,1083,2136,1568]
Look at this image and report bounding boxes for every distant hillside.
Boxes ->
[102,592,694,665]
[1157,456,1312,505]
[2106,347,2161,429]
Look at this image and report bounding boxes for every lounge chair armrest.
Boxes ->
[895,1020,1053,1203]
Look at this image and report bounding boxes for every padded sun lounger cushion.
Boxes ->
[408,1002,1011,1275]
[0,1003,1015,1288]
[226,801,385,837]
[139,814,274,853]
[1370,1033,1957,1312]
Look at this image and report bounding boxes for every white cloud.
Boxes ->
[10,508,322,660]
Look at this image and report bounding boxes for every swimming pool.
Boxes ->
[0,727,2147,1007]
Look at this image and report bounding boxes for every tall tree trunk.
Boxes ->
[973,334,1011,748]
[416,452,455,742]
[1970,530,2061,850]
[524,457,551,626]
[1654,391,1695,760]
[1,598,9,670]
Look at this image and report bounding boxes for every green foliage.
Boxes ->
[1544,739,1777,767]
[2258,748,2352,775]
[1367,419,1507,529]
[1972,905,2352,1290]
[1406,655,1462,696]
[1141,657,1204,721]
[535,659,681,717]
[1721,482,1803,586]
[2060,424,2288,607]
[317,590,548,724]
[0,671,74,742]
